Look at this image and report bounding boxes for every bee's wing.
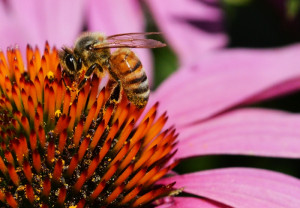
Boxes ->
[93,32,166,49]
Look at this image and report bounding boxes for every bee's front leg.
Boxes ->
[78,63,103,90]
[61,70,68,88]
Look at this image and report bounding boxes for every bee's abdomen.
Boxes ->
[110,49,149,108]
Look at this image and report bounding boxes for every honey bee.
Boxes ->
[58,32,166,108]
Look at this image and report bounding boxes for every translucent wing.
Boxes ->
[93,32,166,49]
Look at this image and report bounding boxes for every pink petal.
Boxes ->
[145,0,228,65]
[159,168,300,208]
[86,0,153,85]
[156,197,228,208]
[0,0,84,52]
[149,44,300,128]
[176,108,300,159]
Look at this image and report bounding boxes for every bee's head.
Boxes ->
[59,47,82,82]
[74,32,109,65]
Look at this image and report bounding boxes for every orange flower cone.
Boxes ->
[0,43,178,207]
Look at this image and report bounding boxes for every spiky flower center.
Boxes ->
[0,43,178,208]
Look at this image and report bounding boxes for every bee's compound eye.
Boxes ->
[65,54,76,72]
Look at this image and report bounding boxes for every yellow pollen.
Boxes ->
[55,110,62,118]
[47,71,55,80]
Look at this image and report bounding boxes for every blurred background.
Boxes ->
[151,0,300,88]
[162,0,300,177]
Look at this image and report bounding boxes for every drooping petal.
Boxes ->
[156,197,228,208]
[160,168,300,208]
[150,44,300,128]
[176,108,300,159]
[145,0,228,65]
[0,0,85,52]
[86,0,153,85]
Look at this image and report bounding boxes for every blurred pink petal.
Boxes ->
[176,108,300,159]
[145,0,228,65]
[0,0,84,51]
[160,168,300,208]
[86,0,153,85]
[149,44,300,128]
[156,197,228,208]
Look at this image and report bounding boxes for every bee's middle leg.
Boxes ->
[78,63,103,90]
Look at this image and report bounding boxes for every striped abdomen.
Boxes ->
[110,49,149,108]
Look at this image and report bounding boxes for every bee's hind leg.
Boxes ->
[78,63,103,90]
